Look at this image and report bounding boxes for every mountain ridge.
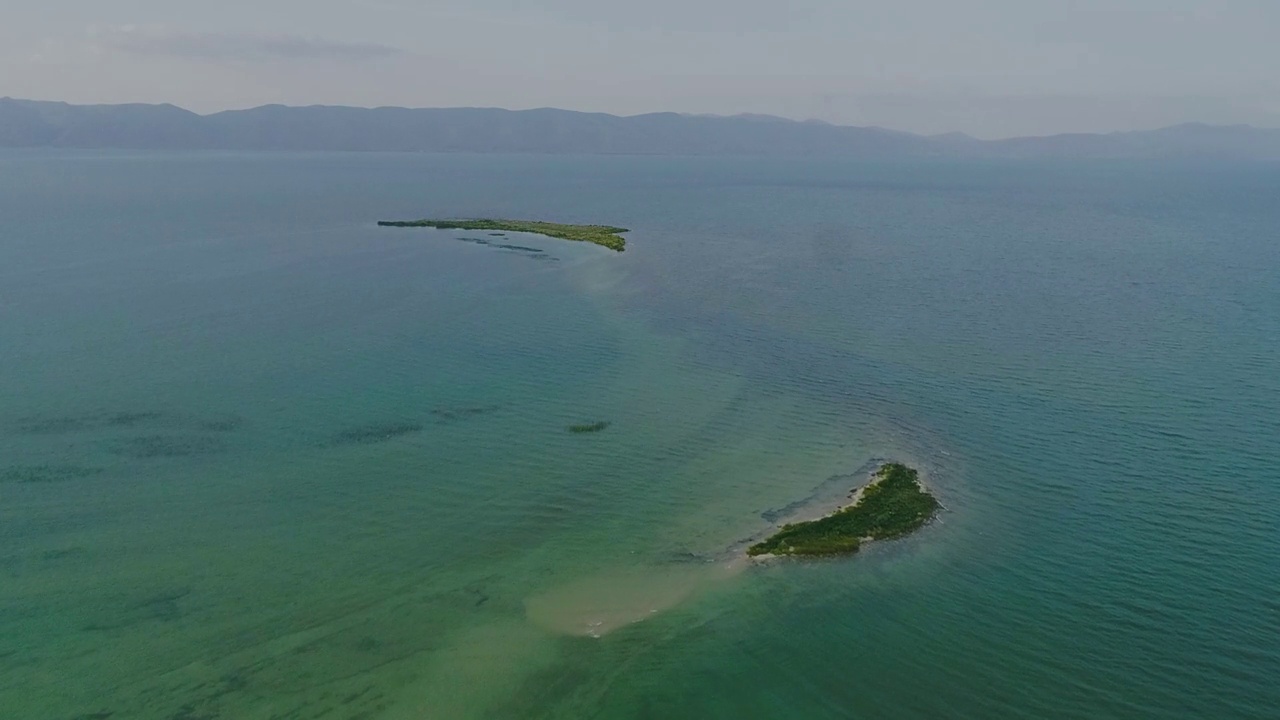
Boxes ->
[2,97,1278,159]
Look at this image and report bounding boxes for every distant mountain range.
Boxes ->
[3,97,1279,159]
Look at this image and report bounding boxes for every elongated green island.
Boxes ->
[748,463,939,557]
[377,219,631,252]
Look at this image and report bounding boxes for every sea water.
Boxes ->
[1,151,1277,718]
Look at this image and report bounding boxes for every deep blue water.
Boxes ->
[1,151,1277,719]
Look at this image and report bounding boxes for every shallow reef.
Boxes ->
[10,410,243,436]
[451,236,547,256]
[12,416,97,434]
[82,587,192,632]
[113,435,226,459]
[102,412,165,427]
[1,465,104,483]
[197,416,245,432]
[431,406,501,421]
[329,421,424,445]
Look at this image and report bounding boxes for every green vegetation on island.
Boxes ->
[568,421,611,434]
[748,463,939,557]
[377,219,630,251]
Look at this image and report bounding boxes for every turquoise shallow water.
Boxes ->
[1,152,1277,719]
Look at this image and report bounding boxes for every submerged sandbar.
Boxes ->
[748,462,939,558]
[377,219,630,252]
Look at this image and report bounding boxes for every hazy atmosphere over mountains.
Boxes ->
[3,1,1280,137]
[2,98,1279,159]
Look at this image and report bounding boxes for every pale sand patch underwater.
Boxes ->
[380,619,558,720]
[525,561,745,638]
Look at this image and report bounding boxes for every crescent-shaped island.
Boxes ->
[378,219,631,251]
[749,463,940,558]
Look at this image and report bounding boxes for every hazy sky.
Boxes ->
[4,0,1278,138]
